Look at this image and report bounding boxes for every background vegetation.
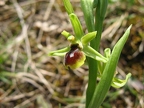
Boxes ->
[0,0,144,108]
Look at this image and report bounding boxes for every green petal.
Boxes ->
[83,46,107,63]
[112,73,131,88]
[61,30,73,39]
[104,48,111,58]
[48,47,70,56]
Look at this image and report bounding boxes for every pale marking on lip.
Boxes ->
[69,49,79,58]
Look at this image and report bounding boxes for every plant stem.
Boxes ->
[85,2,103,107]
[94,0,107,50]
[80,0,97,107]
[86,59,97,108]
[87,0,108,108]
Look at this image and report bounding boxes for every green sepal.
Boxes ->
[61,30,79,44]
[83,46,108,63]
[62,0,74,15]
[61,30,73,39]
[69,13,84,40]
[81,31,97,45]
[112,73,131,88]
[48,47,70,56]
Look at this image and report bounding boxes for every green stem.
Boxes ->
[87,1,108,108]
[94,0,107,50]
[80,0,97,107]
[86,60,97,108]
[85,14,100,108]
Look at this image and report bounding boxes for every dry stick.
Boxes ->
[1,24,28,54]
[39,69,56,77]
[12,0,55,102]
[31,62,55,94]
[102,15,126,39]
[20,77,45,92]
[11,50,19,72]
[12,0,32,72]
[1,89,39,103]
[14,95,38,108]
[138,0,144,5]
[37,0,55,43]
[64,103,84,108]
[17,71,56,93]
[12,1,47,102]
[0,0,49,21]
[0,85,16,101]
[16,66,55,95]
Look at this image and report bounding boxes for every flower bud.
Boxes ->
[64,44,86,69]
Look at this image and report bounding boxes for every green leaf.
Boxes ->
[88,25,132,108]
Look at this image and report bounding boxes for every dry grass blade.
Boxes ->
[14,95,38,108]
[37,0,55,43]
[64,103,85,108]
[1,89,39,103]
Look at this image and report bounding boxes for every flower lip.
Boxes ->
[64,43,85,69]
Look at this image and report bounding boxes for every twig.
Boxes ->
[11,50,19,72]
[37,0,55,43]
[20,77,45,92]
[12,0,32,72]
[1,89,39,103]
[0,84,16,101]
[64,103,84,108]
[14,94,38,108]
[31,62,55,94]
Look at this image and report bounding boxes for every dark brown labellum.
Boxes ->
[64,44,85,69]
